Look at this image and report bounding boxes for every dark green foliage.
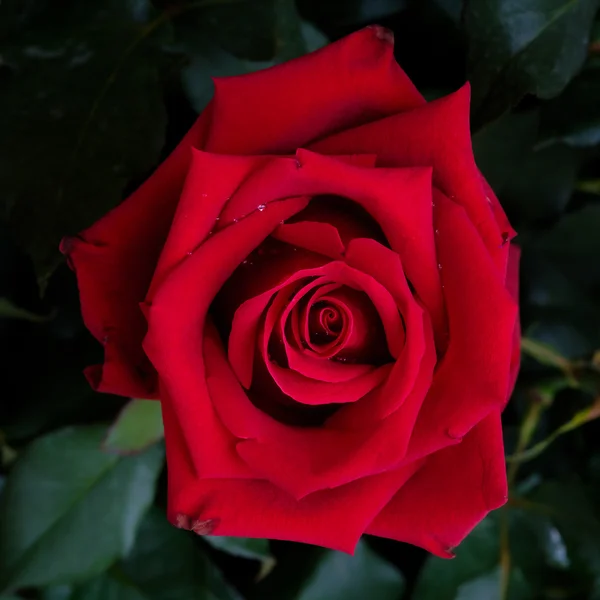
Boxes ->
[1,1,600,599]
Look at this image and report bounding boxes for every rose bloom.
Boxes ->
[62,26,520,556]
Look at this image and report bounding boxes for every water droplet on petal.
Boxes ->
[257,204,266,212]
[434,229,439,235]
[187,251,193,256]
[215,216,220,221]
[233,218,239,223]
[445,428,462,440]
[486,195,492,204]
[437,263,442,270]
[295,158,302,169]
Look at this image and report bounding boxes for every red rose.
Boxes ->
[62,26,520,555]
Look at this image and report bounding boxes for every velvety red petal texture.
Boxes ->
[60,110,212,398]
[144,197,309,477]
[506,244,522,397]
[205,27,424,154]
[65,25,520,558]
[367,412,507,557]
[405,192,517,462]
[310,85,515,269]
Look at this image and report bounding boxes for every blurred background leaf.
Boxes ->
[0,427,163,593]
[103,400,164,456]
[0,0,166,286]
[465,0,599,128]
[1,0,600,599]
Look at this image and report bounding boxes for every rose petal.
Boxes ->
[405,192,517,462]
[148,149,271,297]
[205,27,424,154]
[206,324,424,497]
[169,460,421,553]
[61,110,212,397]
[259,263,401,405]
[221,151,445,346]
[144,196,309,476]
[310,85,514,270]
[272,221,345,259]
[506,244,521,398]
[367,411,507,557]
[329,238,436,428]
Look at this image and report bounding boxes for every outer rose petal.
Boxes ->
[162,379,423,552]
[506,244,521,397]
[60,109,212,397]
[367,411,507,557]
[144,197,309,478]
[206,321,431,499]
[148,150,271,296]
[405,192,517,462]
[205,27,424,154]
[310,85,515,271]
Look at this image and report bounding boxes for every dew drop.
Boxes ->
[294,158,302,169]
[232,218,239,223]
[215,216,220,221]
[187,251,193,256]
[257,204,266,212]
[437,263,442,270]
[434,229,439,235]
[486,195,492,204]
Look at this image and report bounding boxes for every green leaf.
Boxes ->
[275,0,307,61]
[204,535,272,562]
[300,21,329,53]
[413,517,499,600]
[181,0,276,61]
[119,508,241,600]
[0,426,164,592]
[103,399,164,456]
[535,203,600,292]
[42,510,241,600]
[294,541,404,600]
[0,298,54,323]
[473,110,580,224]
[539,69,600,147]
[42,587,74,600]
[297,0,407,28]
[0,0,166,284]
[529,480,600,592]
[466,0,599,127]
[70,575,146,600]
[455,566,533,600]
